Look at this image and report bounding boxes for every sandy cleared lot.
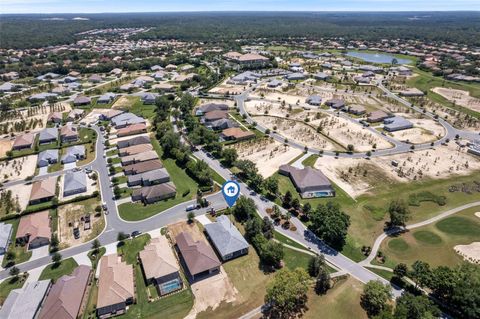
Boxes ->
[455,242,480,264]
[208,79,245,95]
[0,154,37,182]
[432,87,480,113]
[231,138,302,178]
[112,95,137,109]
[4,183,32,211]
[198,98,235,108]
[390,127,439,144]
[186,267,238,318]
[0,139,13,157]
[254,116,340,151]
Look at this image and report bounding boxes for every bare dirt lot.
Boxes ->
[432,87,480,113]
[230,138,302,178]
[4,183,32,211]
[112,96,137,109]
[0,139,13,158]
[167,221,205,244]
[390,127,439,144]
[58,198,104,248]
[208,79,245,95]
[0,154,37,182]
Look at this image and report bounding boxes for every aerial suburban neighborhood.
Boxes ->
[0,6,479,319]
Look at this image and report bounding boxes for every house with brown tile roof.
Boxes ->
[131,183,176,204]
[29,176,57,205]
[60,124,79,143]
[120,150,158,166]
[12,132,36,150]
[175,232,221,281]
[16,210,51,250]
[220,127,255,141]
[116,135,151,149]
[123,159,163,175]
[47,112,63,124]
[279,164,335,198]
[367,110,390,123]
[116,123,147,138]
[38,265,92,319]
[139,236,183,296]
[97,254,134,319]
[118,143,153,157]
[202,110,228,123]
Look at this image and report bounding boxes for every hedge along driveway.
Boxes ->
[117,138,198,221]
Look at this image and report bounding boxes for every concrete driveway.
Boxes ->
[30,245,49,260]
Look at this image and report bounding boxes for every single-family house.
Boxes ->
[38,265,92,319]
[175,232,221,281]
[63,171,87,197]
[279,164,335,198]
[47,112,63,124]
[99,109,124,121]
[116,123,147,137]
[61,145,85,163]
[306,95,322,106]
[202,110,229,123]
[383,116,414,132]
[97,254,134,319]
[29,177,57,205]
[267,79,283,88]
[367,110,390,123]
[12,132,35,150]
[313,72,330,81]
[127,168,170,187]
[219,127,255,141]
[204,215,249,261]
[88,74,103,83]
[325,98,345,109]
[0,82,17,92]
[66,109,85,121]
[0,280,51,319]
[139,236,183,296]
[116,135,150,149]
[97,92,116,104]
[111,112,145,129]
[208,118,235,130]
[118,143,153,157]
[120,150,158,166]
[39,127,59,144]
[123,159,163,175]
[347,105,366,115]
[37,149,59,167]
[60,124,79,143]
[16,210,51,249]
[131,182,176,204]
[285,72,306,81]
[195,103,229,116]
[73,95,91,107]
[29,92,58,102]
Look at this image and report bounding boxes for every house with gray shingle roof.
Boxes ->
[63,171,87,197]
[0,280,51,319]
[306,95,322,106]
[39,127,58,144]
[127,168,170,187]
[111,112,146,129]
[279,164,335,198]
[61,145,85,164]
[204,215,249,261]
[37,149,59,167]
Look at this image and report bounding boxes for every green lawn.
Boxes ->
[1,219,32,267]
[273,230,309,251]
[39,257,78,283]
[117,234,150,264]
[118,138,198,221]
[106,149,118,157]
[378,206,480,269]
[0,274,28,305]
[282,246,314,272]
[304,277,367,319]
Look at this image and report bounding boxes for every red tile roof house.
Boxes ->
[120,150,159,166]
[73,95,91,107]
[202,110,229,123]
[60,124,79,143]
[118,143,153,157]
[47,112,63,124]
[116,123,147,138]
[29,176,57,205]
[38,265,92,319]
[175,232,221,282]
[279,164,335,198]
[123,159,163,176]
[16,210,51,250]
[12,132,36,150]
[220,127,255,142]
[367,110,390,123]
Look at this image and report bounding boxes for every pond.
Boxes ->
[346,51,412,65]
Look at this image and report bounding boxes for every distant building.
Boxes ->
[347,105,366,115]
[383,116,413,132]
[47,112,63,124]
[367,110,390,123]
[73,95,91,106]
[195,103,229,116]
[325,98,345,109]
[306,95,322,106]
[313,72,330,81]
[279,164,335,198]
[118,143,152,157]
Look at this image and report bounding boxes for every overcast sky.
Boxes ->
[1,0,479,14]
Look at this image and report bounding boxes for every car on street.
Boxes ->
[131,230,142,237]
[186,204,200,211]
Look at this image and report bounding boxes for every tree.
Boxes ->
[291,198,300,212]
[264,268,310,318]
[233,196,256,221]
[91,239,101,254]
[360,280,392,317]
[117,232,129,242]
[388,200,411,228]
[222,148,238,167]
[309,202,350,249]
[393,263,408,279]
[394,293,440,319]
[308,255,325,277]
[187,211,195,223]
[263,176,279,197]
[52,252,62,265]
[245,217,262,240]
[410,260,431,289]
[347,144,354,153]
[261,216,274,239]
[9,266,19,279]
[302,202,312,217]
[283,190,292,208]
[315,266,331,295]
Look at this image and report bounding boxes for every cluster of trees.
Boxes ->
[308,255,331,295]
[0,190,21,215]
[308,202,351,250]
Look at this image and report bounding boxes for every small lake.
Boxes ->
[346,51,412,65]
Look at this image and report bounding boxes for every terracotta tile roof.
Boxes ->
[175,232,221,277]
[17,210,51,244]
[29,176,57,202]
[116,123,147,137]
[221,127,255,140]
[139,236,179,280]
[12,132,35,148]
[119,143,153,156]
[97,254,134,309]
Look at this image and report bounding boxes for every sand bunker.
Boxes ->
[432,87,480,113]
[475,212,480,219]
[455,242,480,264]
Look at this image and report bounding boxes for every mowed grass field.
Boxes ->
[378,206,480,268]
[276,154,480,262]
[304,277,367,319]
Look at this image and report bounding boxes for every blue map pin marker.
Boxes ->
[222,180,240,207]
